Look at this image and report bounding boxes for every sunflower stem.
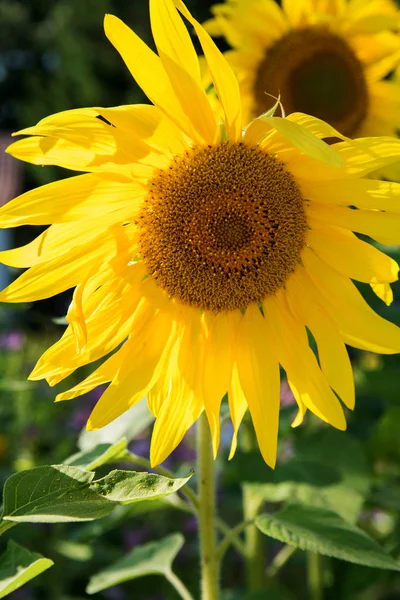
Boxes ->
[242,423,266,591]
[243,485,265,591]
[307,551,324,600]
[197,413,219,600]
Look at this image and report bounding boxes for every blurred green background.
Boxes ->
[1,1,400,599]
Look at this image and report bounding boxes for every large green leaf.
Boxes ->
[0,540,53,598]
[86,534,184,594]
[64,440,127,470]
[1,466,192,524]
[92,470,193,503]
[256,504,400,570]
[2,465,114,523]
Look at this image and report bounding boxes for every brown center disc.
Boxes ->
[138,142,307,312]
[253,27,368,136]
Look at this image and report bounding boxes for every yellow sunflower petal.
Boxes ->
[228,363,248,460]
[335,136,400,177]
[149,0,218,145]
[174,0,242,142]
[6,135,155,179]
[0,223,136,302]
[303,248,400,353]
[97,104,190,154]
[55,347,124,402]
[150,385,203,466]
[282,0,311,25]
[87,308,175,430]
[370,282,393,306]
[264,293,347,430]
[29,268,147,383]
[307,201,400,245]
[307,224,399,284]
[104,14,213,145]
[299,178,400,213]
[0,174,146,227]
[236,303,280,468]
[286,272,355,409]
[12,113,167,171]
[202,311,235,457]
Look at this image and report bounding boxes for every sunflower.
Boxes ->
[2,0,400,468]
[204,0,400,140]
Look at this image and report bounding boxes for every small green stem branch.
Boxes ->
[122,452,245,557]
[216,519,255,562]
[307,551,324,600]
[266,544,297,578]
[165,569,195,600]
[197,413,219,600]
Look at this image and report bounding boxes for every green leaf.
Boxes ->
[2,465,115,523]
[1,466,192,525]
[256,504,400,571]
[0,540,53,598]
[91,469,194,503]
[64,440,127,470]
[86,534,184,594]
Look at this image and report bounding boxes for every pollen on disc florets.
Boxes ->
[138,142,307,312]
[254,27,368,137]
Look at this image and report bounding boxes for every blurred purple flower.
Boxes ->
[0,331,26,352]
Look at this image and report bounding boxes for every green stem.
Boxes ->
[242,424,266,591]
[266,544,296,578]
[216,519,255,562]
[307,551,324,600]
[165,569,195,600]
[123,452,246,557]
[197,413,219,600]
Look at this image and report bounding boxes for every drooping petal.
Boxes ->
[228,364,249,460]
[202,311,237,457]
[307,224,399,284]
[0,223,137,302]
[299,178,400,213]
[264,293,347,429]
[87,308,175,430]
[303,247,400,353]
[55,346,126,402]
[150,383,203,466]
[286,272,355,409]
[307,201,400,245]
[29,268,150,384]
[235,303,280,468]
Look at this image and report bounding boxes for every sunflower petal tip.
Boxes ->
[86,420,97,432]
